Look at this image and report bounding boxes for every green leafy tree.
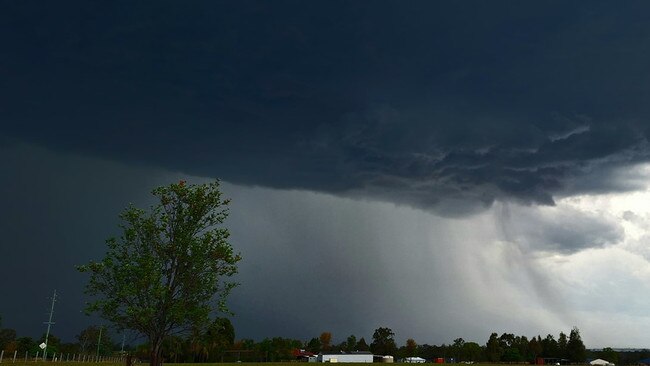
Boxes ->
[36,334,61,358]
[58,342,80,355]
[76,326,96,354]
[502,348,523,362]
[499,333,515,349]
[405,338,418,357]
[558,332,568,358]
[15,337,35,354]
[0,317,17,352]
[0,327,16,351]
[514,336,529,361]
[257,337,302,361]
[356,337,370,352]
[541,334,558,358]
[319,332,332,352]
[370,327,397,356]
[461,342,483,362]
[162,335,185,363]
[452,338,465,361]
[306,337,321,353]
[345,335,357,352]
[566,327,586,363]
[529,336,542,361]
[78,181,241,366]
[203,317,235,361]
[486,333,502,362]
[76,326,113,355]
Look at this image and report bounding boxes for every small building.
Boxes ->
[293,349,317,362]
[373,355,394,363]
[318,351,374,363]
[404,357,426,363]
[591,359,614,366]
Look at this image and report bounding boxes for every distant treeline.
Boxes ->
[1,315,648,364]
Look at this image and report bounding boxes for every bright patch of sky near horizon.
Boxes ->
[1,143,649,348]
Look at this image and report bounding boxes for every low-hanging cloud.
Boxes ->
[495,203,624,254]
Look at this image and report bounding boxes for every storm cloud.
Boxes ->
[3,2,650,213]
[496,203,624,254]
[3,1,650,349]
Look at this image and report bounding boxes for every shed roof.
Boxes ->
[590,359,612,365]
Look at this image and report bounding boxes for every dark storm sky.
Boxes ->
[2,1,650,347]
[4,1,650,210]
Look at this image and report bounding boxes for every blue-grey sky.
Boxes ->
[2,1,650,348]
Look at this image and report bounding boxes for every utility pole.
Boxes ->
[96,326,103,360]
[43,290,57,362]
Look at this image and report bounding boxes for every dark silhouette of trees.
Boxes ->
[567,327,586,362]
[541,334,559,357]
[486,333,502,362]
[405,338,418,357]
[356,337,370,352]
[558,331,568,358]
[306,337,321,353]
[345,335,357,352]
[370,327,397,356]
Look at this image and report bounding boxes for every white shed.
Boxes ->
[405,357,426,363]
[590,359,614,366]
[317,352,374,363]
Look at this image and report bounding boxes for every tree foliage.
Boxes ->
[355,337,370,352]
[0,328,16,351]
[558,331,568,358]
[76,326,113,355]
[405,338,418,357]
[541,334,558,358]
[485,333,502,362]
[370,327,397,356]
[78,180,241,366]
[567,327,586,362]
[345,335,357,352]
[319,332,332,351]
[306,337,321,353]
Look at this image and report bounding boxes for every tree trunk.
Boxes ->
[150,339,163,366]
